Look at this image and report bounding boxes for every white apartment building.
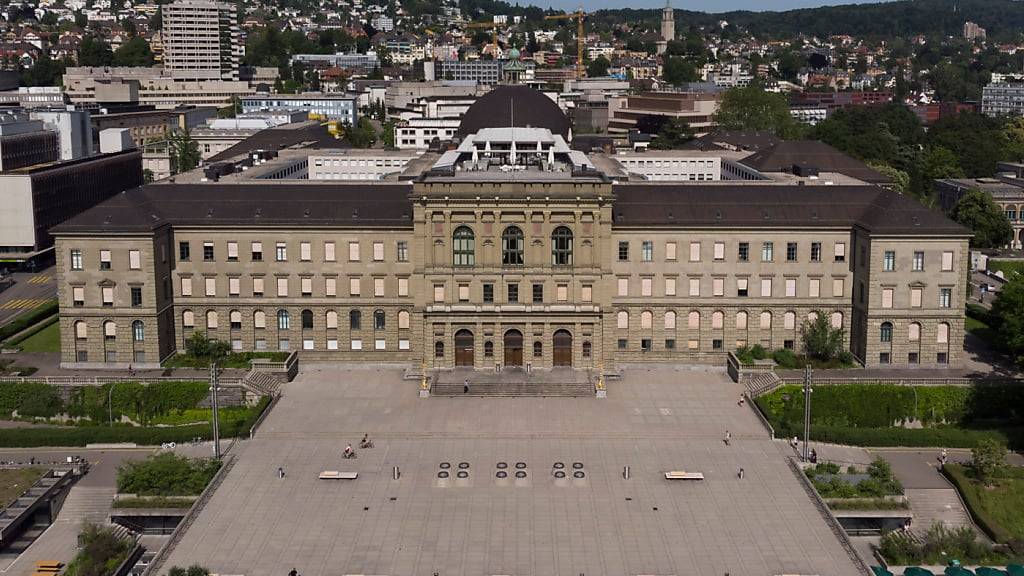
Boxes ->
[395,117,461,150]
[162,0,242,81]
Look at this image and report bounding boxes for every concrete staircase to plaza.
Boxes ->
[904,488,975,536]
[54,486,117,525]
[241,370,283,397]
[744,372,782,397]
[430,368,595,397]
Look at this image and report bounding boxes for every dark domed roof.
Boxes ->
[458,85,570,138]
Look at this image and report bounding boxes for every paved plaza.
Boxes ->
[162,366,864,576]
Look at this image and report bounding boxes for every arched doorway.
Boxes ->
[503,329,523,367]
[553,329,572,367]
[454,329,474,367]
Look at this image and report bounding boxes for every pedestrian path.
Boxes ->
[903,488,974,536]
[25,276,51,285]
[0,298,52,311]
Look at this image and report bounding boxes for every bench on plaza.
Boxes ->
[35,561,62,572]
[319,471,358,480]
[664,471,704,480]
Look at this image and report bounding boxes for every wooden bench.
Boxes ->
[34,572,59,576]
[319,471,358,480]
[664,471,705,480]
[35,561,62,572]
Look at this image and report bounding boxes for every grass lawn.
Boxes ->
[0,467,45,507]
[946,464,1024,542]
[965,314,997,346]
[163,351,289,369]
[17,321,60,353]
[988,259,1024,278]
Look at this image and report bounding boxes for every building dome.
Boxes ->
[508,47,520,60]
[458,85,570,139]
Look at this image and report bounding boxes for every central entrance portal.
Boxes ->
[553,329,572,367]
[454,329,474,367]
[503,329,523,367]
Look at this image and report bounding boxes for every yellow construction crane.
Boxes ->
[545,6,587,80]
[465,21,502,56]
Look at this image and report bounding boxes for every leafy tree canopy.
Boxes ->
[112,36,154,67]
[714,84,803,139]
[950,188,1013,249]
[990,275,1024,367]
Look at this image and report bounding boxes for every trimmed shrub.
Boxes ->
[0,382,63,418]
[117,453,220,496]
[772,348,799,368]
[0,301,57,343]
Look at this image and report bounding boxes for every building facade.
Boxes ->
[983,82,1024,117]
[240,94,357,124]
[162,0,242,81]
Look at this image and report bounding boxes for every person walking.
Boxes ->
[277,467,285,478]
[737,394,745,407]
[463,379,469,394]
[288,569,298,576]
[738,467,745,479]
[724,430,731,446]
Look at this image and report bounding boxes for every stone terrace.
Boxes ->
[161,365,864,576]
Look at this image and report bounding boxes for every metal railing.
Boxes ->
[0,375,243,386]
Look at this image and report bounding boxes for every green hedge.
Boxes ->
[988,260,1024,278]
[163,351,288,369]
[0,382,63,418]
[0,301,57,343]
[117,452,220,496]
[5,315,59,347]
[112,496,195,509]
[807,425,1020,448]
[0,380,212,423]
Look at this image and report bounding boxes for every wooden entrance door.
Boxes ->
[503,329,523,367]
[553,329,572,367]
[454,329,474,367]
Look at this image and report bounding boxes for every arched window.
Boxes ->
[374,310,385,329]
[253,310,266,329]
[937,322,950,344]
[103,320,116,340]
[807,311,818,322]
[230,310,242,329]
[453,226,475,266]
[74,320,87,339]
[582,341,592,358]
[784,311,796,330]
[301,309,314,330]
[664,311,677,330]
[349,309,361,330]
[736,311,748,330]
[908,322,921,342]
[760,311,772,329]
[326,310,338,329]
[641,310,653,329]
[551,226,573,266]
[183,310,195,328]
[398,310,410,329]
[830,311,843,329]
[434,341,444,357]
[688,311,700,330]
[712,311,724,329]
[502,226,524,266]
[132,320,144,342]
[617,310,629,329]
[880,322,893,343]
[206,310,218,329]
[533,341,543,357]
[484,341,494,357]
[277,309,290,330]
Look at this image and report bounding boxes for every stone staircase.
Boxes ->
[430,381,595,397]
[904,488,975,536]
[744,372,782,397]
[54,486,117,525]
[241,369,283,397]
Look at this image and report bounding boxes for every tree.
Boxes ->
[78,35,113,67]
[381,120,396,148]
[149,7,162,30]
[183,331,230,362]
[586,55,610,78]
[649,118,693,149]
[927,112,1009,177]
[1003,116,1024,162]
[74,10,87,28]
[169,129,200,174]
[950,189,1013,249]
[112,36,154,67]
[142,168,154,183]
[343,117,377,148]
[714,85,803,139]
[662,56,697,86]
[801,311,845,362]
[868,163,910,195]
[970,438,1007,485]
[991,275,1024,366]
[20,54,65,87]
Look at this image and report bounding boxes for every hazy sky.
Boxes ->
[534,0,897,12]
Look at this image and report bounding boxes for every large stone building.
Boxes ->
[52,88,969,371]
[935,162,1024,249]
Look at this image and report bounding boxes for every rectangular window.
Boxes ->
[941,251,954,271]
[882,288,893,308]
[351,339,362,351]
[301,277,313,296]
[533,283,544,303]
[737,278,748,297]
[879,352,891,365]
[557,284,568,301]
[100,249,111,270]
[483,283,494,302]
[908,352,919,365]
[785,278,796,297]
[434,284,445,302]
[350,278,361,296]
[398,278,409,296]
[251,242,263,261]
[130,286,142,307]
[738,242,749,262]
[300,242,311,261]
[913,251,924,271]
[397,241,409,262]
[689,278,700,297]
[883,250,895,271]
[940,288,952,308]
[937,352,948,365]
[451,283,466,302]
[617,241,629,261]
[809,278,820,298]
[832,278,844,297]
[324,242,336,261]
[665,278,676,296]
[226,242,238,261]
[641,277,652,297]
[641,241,653,262]
[349,242,360,261]
[910,287,922,307]
[373,242,384,261]
[665,242,677,261]
[507,283,518,303]
[102,286,114,306]
[712,277,724,296]
[713,241,725,261]
[276,242,287,261]
[810,242,821,262]
[617,339,627,350]
[834,242,846,262]
[253,277,264,297]
[374,278,385,297]
[617,278,629,296]
[786,242,797,262]
[641,339,652,352]
[760,278,772,297]
[73,286,85,306]
[180,277,193,296]
[712,339,723,350]
[229,277,240,296]
[761,242,773,262]
[179,242,190,261]
[689,242,701,262]
[326,278,337,297]
[582,285,592,302]
[129,250,141,270]
[277,278,288,297]
[203,242,214,261]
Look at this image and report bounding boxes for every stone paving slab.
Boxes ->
[162,366,865,576]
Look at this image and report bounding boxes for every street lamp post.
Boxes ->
[108,382,118,426]
[209,361,221,459]
[802,363,813,463]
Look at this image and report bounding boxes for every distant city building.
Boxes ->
[789,91,893,112]
[935,163,1024,248]
[63,67,262,109]
[424,59,503,84]
[31,108,94,160]
[394,117,461,149]
[982,82,1024,117]
[241,93,358,124]
[291,52,381,75]
[0,113,59,172]
[371,15,394,32]
[0,86,67,109]
[657,1,675,55]
[308,151,419,180]
[789,105,828,125]
[607,92,721,136]
[963,21,986,40]
[162,0,242,81]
